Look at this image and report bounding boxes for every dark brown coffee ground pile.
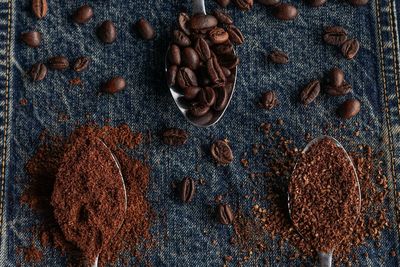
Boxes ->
[51,136,126,264]
[20,124,153,266]
[288,138,360,253]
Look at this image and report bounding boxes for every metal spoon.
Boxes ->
[165,0,238,127]
[91,139,127,267]
[288,136,362,267]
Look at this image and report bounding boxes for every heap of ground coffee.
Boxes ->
[288,137,360,253]
[51,136,126,264]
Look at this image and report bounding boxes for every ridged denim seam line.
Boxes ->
[0,0,12,240]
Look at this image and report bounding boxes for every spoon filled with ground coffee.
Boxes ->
[51,137,127,266]
[288,136,361,267]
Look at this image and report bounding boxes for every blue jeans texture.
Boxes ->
[0,0,400,266]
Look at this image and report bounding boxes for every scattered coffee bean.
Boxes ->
[162,128,188,146]
[211,140,233,165]
[226,25,244,45]
[337,99,361,119]
[325,83,352,96]
[189,102,210,117]
[102,76,126,94]
[300,80,320,105]
[29,63,47,81]
[261,91,278,110]
[328,67,345,87]
[48,56,69,70]
[167,65,178,87]
[168,44,181,66]
[216,0,231,7]
[323,26,348,46]
[305,0,327,7]
[213,10,233,25]
[273,3,298,21]
[173,30,191,47]
[183,86,201,100]
[72,5,93,24]
[209,27,229,44]
[257,0,281,6]
[348,0,368,6]
[268,50,289,64]
[178,13,191,36]
[32,0,47,19]
[199,87,217,107]
[233,0,254,11]
[190,14,218,31]
[179,177,195,203]
[341,38,360,60]
[72,56,90,72]
[21,31,41,48]
[194,38,211,61]
[177,67,198,88]
[136,18,156,40]
[97,20,117,44]
[218,204,234,224]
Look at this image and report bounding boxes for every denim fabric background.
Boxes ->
[0,0,400,266]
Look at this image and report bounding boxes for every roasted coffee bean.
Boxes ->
[189,14,218,31]
[214,85,230,111]
[182,47,200,70]
[72,5,93,24]
[218,204,234,224]
[348,0,368,6]
[97,20,117,44]
[209,27,229,45]
[261,91,278,110]
[211,140,233,165]
[226,25,244,45]
[233,0,254,11]
[213,43,234,55]
[173,30,191,47]
[183,86,201,100]
[337,99,361,119]
[21,31,41,48]
[102,76,126,94]
[29,63,47,81]
[194,37,211,61]
[218,54,240,69]
[222,67,231,77]
[268,50,289,64]
[207,57,226,85]
[177,67,198,89]
[162,128,188,146]
[199,87,217,107]
[305,0,327,7]
[257,0,281,6]
[300,80,320,105]
[167,65,178,87]
[325,83,352,96]
[341,38,360,60]
[323,26,348,46]
[216,0,231,7]
[328,67,345,87]
[168,44,181,66]
[32,0,47,19]
[273,3,298,21]
[72,57,90,72]
[179,177,195,203]
[136,18,155,40]
[189,102,210,117]
[213,10,233,25]
[178,12,191,35]
[48,56,69,70]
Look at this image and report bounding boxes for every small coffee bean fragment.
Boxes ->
[226,25,244,45]
[323,26,348,46]
[209,27,229,45]
[257,0,281,6]
[233,0,254,11]
[216,0,231,7]
[48,56,69,70]
[136,18,156,40]
[268,50,289,64]
[338,99,361,119]
[97,20,117,44]
[348,0,368,6]
[325,83,352,96]
[199,87,217,107]
[32,0,48,19]
[189,14,218,31]
[189,102,210,117]
[102,76,126,94]
[261,91,278,110]
[183,86,201,100]
[341,38,360,60]
[305,0,327,7]
[178,13,191,36]
[273,3,298,21]
[328,67,345,87]
[29,63,47,81]
[72,5,93,24]
[21,31,42,48]
[167,65,178,87]
[162,128,188,146]
[300,80,320,105]
[179,177,195,203]
[213,10,233,25]
[173,30,191,47]
[72,56,90,72]
[211,140,233,165]
[218,204,234,225]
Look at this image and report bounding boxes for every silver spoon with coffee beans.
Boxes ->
[288,136,362,267]
[165,0,241,127]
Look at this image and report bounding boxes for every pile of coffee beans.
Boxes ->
[323,26,360,60]
[166,11,244,126]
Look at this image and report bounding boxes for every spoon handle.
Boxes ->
[193,0,206,15]
[318,251,333,267]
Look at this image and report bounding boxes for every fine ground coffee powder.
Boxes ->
[288,138,360,253]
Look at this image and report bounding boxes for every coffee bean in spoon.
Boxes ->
[168,44,181,66]
[72,5,93,24]
[189,102,210,117]
[189,14,218,31]
[213,10,233,25]
[226,25,244,45]
[167,65,178,87]
[177,67,198,89]
[183,86,201,100]
[178,12,191,36]
[182,47,200,70]
[209,28,230,45]
[198,87,217,107]
[97,20,117,44]
[194,37,211,61]
[173,30,191,47]
[214,86,229,111]
[136,18,156,40]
